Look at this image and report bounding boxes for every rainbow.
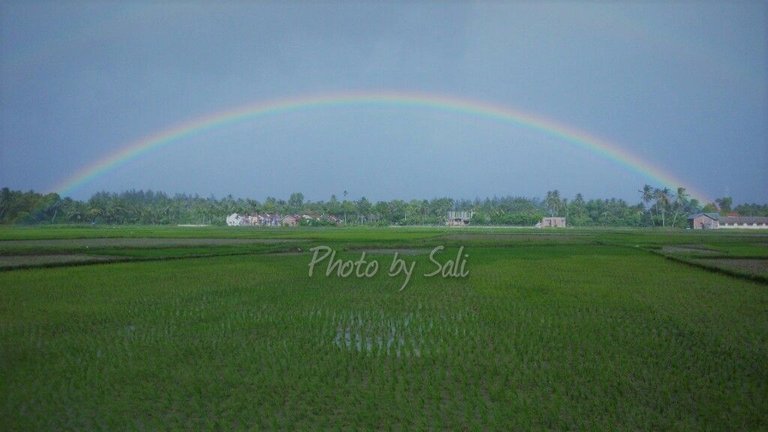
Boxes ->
[52,90,710,203]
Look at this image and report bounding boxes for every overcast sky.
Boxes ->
[1,1,766,204]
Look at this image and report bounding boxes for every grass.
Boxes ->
[0,224,446,241]
[1,227,767,429]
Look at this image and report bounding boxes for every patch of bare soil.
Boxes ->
[693,258,768,277]
[0,254,121,268]
[662,245,719,255]
[0,238,296,249]
[441,234,582,243]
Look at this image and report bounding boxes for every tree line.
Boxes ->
[1,186,766,227]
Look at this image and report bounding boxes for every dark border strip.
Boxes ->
[647,249,768,285]
[0,246,306,272]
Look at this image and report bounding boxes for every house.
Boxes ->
[688,213,720,229]
[537,217,566,228]
[446,211,474,226]
[226,213,243,226]
[688,213,768,229]
[226,212,282,227]
[281,215,299,227]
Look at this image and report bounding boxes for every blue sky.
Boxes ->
[1,1,766,204]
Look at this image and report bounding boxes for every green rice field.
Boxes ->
[1,226,767,430]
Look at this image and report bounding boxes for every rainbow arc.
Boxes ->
[52,91,710,203]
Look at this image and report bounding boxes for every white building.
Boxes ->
[446,211,474,226]
[688,213,768,229]
[226,213,243,226]
[537,217,566,228]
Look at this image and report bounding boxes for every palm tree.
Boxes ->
[671,187,688,227]
[562,198,568,222]
[654,187,671,227]
[343,190,348,224]
[639,184,655,226]
[545,190,561,217]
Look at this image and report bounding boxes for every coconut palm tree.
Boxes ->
[639,184,655,226]
[654,187,672,227]
[671,187,688,227]
[545,190,561,217]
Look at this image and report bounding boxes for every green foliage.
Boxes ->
[288,192,304,213]
[0,188,64,224]
[637,185,703,228]
[1,186,756,228]
[734,203,768,216]
[716,196,733,214]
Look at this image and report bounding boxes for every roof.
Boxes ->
[719,216,768,224]
[688,213,768,224]
[688,212,720,221]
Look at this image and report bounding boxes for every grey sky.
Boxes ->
[1,1,766,204]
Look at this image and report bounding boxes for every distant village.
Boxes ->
[227,210,570,228]
[226,213,341,227]
[228,210,768,230]
[6,186,767,228]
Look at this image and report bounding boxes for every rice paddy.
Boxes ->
[1,226,766,429]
